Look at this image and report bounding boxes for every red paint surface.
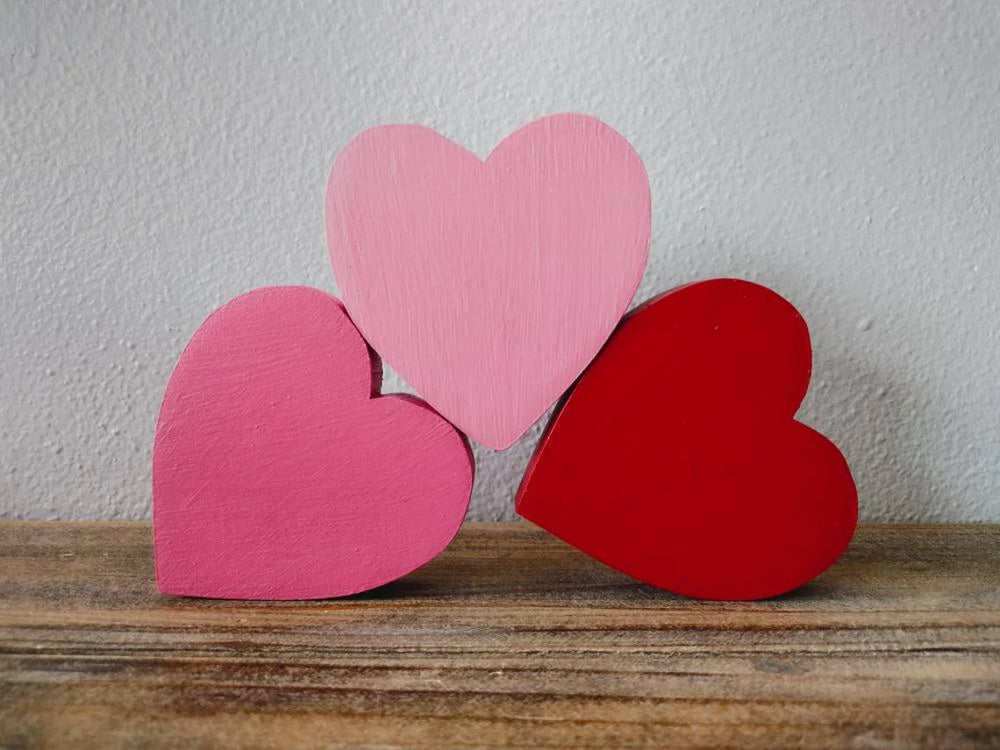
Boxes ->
[516,279,858,600]
[153,286,474,600]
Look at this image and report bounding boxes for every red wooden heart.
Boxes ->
[516,278,858,600]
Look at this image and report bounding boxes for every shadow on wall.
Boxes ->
[803,356,944,522]
[467,413,551,522]
[466,348,947,523]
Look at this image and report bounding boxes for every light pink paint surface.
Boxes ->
[153,286,474,600]
[326,114,650,449]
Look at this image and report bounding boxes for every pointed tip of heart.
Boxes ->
[466,426,524,452]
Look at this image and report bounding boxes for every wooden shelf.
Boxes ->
[2,522,999,748]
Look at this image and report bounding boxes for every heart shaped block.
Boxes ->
[153,286,474,599]
[326,113,650,450]
[516,279,858,600]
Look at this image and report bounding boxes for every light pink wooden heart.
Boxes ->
[152,286,473,599]
[326,114,650,449]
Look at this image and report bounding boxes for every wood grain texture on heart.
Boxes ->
[152,286,473,600]
[326,114,650,450]
[516,278,858,600]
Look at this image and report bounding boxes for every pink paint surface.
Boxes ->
[153,286,473,599]
[326,114,650,449]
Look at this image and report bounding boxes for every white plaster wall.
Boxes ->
[2,0,998,521]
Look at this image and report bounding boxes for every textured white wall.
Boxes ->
[2,1,999,521]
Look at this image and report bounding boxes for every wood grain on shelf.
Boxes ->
[1,522,999,748]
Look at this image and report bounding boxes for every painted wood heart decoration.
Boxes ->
[153,286,473,599]
[516,279,858,600]
[326,114,650,449]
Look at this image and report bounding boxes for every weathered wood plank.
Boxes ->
[1,522,999,748]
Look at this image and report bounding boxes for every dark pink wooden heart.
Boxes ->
[153,286,474,599]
